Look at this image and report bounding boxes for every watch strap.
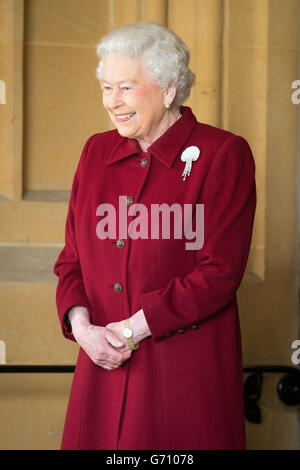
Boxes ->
[123,319,139,350]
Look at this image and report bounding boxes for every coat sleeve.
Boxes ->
[140,134,257,341]
[53,134,97,341]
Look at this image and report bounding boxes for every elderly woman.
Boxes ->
[54,21,256,450]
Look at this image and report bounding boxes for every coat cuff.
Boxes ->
[140,289,196,341]
[56,286,91,342]
[140,291,165,340]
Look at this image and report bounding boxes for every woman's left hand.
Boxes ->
[106,308,151,352]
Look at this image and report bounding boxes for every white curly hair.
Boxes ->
[95,21,195,107]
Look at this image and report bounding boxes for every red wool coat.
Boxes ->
[54,106,256,450]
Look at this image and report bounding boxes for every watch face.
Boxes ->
[123,327,132,339]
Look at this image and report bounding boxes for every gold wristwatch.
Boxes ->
[122,318,139,350]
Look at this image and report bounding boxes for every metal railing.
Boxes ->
[0,364,75,373]
[0,364,299,423]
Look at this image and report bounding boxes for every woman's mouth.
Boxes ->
[115,112,136,123]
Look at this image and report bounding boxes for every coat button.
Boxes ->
[191,324,199,329]
[113,283,122,293]
[116,238,125,248]
[140,157,148,167]
[164,333,171,338]
[177,329,185,333]
[126,196,133,205]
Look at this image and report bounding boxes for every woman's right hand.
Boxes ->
[68,306,132,370]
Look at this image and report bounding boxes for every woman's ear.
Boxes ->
[164,83,177,108]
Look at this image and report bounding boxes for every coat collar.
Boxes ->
[105,106,197,168]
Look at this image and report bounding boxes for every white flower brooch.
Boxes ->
[180,146,201,181]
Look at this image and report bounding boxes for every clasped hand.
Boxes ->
[68,307,151,371]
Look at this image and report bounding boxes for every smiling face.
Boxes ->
[101,56,177,150]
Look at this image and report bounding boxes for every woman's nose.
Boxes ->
[109,88,123,108]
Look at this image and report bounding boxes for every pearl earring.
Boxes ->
[165,102,170,109]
